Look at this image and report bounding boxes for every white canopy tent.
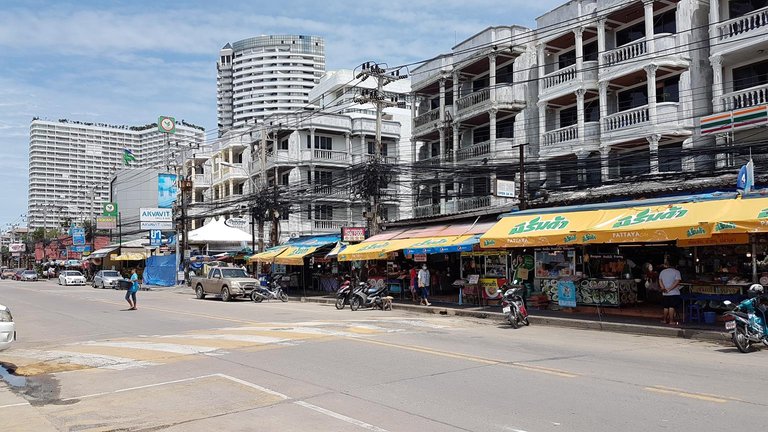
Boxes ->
[187,217,252,244]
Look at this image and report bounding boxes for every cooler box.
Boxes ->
[703,311,717,324]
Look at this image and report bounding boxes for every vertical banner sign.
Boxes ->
[72,227,86,246]
[158,173,178,208]
[557,280,577,307]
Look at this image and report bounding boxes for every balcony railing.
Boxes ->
[456,88,490,112]
[414,204,441,218]
[720,83,768,111]
[363,154,397,164]
[313,186,346,198]
[543,124,578,147]
[543,64,577,90]
[602,39,647,67]
[194,174,210,187]
[416,155,442,165]
[414,108,440,127]
[313,149,348,163]
[456,140,491,161]
[313,220,348,231]
[457,195,491,212]
[603,105,650,132]
[715,6,768,42]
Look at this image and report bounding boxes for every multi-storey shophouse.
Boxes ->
[410,26,537,219]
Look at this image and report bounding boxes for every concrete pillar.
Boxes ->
[537,44,546,94]
[597,19,606,68]
[645,64,658,124]
[345,133,351,161]
[711,55,724,111]
[538,101,547,145]
[309,128,315,152]
[576,89,586,146]
[599,81,609,135]
[710,0,721,40]
[439,128,446,164]
[643,0,656,54]
[453,124,460,199]
[576,150,590,186]
[490,108,498,155]
[452,71,460,118]
[574,27,584,80]
[439,78,446,123]
[601,147,611,182]
[648,134,661,173]
[489,53,497,103]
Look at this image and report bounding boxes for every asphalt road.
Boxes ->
[1,279,766,432]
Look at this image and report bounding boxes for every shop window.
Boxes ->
[618,86,648,111]
[729,0,768,19]
[653,9,677,34]
[616,22,645,47]
[314,205,333,220]
[733,59,768,92]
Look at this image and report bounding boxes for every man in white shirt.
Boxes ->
[659,262,682,325]
[417,264,431,306]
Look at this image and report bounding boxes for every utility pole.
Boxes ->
[180,177,192,283]
[355,62,408,236]
[519,143,527,210]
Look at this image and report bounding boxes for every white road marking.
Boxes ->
[213,373,290,400]
[8,349,156,370]
[0,402,30,409]
[79,341,220,355]
[294,400,389,432]
[177,334,294,345]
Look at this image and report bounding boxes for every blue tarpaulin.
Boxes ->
[288,234,340,247]
[143,254,176,287]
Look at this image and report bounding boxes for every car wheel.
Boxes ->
[195,285,205,299]
[221,286,231,302]
[102,282,107,289]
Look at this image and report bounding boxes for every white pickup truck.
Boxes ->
[191,267,257,302]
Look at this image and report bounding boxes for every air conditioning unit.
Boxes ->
[289,232,300,239]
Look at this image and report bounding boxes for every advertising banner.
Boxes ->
[96,216,117,230]
[141,221,173,230]
[342,227,366,242]
[72,227,85,246]
[557,280,577,308]
[9,243,25,253]
[140,208,173,222]
[158,173,178,208]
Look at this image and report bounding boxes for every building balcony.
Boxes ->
[600,34,684,81]
[310,149,349,164]
[454,85,525,123]
[540,61,599,101]
[456,140,490,162]
[193,173,211,189]
[313,186,348,200]
[412,108,442,138]
[352,154,398,165]
[212,166,248,184]
[719,83,768,111]
[413,195,494,218]
[540,122,600,160]
[711,6,768,56]
[312,219,350,232]
[601,102,686,143]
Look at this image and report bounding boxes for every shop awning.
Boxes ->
[248,246,287,263]
[710,197,768,233]
[579,201,723,244]
[110,252,148,261]
[403,235,480,255]
[337,239,417,261]
[480,211,605,248]
[87,246,118,260]
[325,242,348,258]
[273,245,319,266]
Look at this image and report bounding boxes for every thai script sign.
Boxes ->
[612,206,688,228]
[508,216,569,235]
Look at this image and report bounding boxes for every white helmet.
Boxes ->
[748,284,764,298]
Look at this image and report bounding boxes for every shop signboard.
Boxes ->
[72,227,86,246]
[96,216,117,230]
[141,221,173,230]
[9,243,25,253]
[495,179,516,198]
[225,217,248,229]
[69,245,92,253]
[342,227,366,242]
[413,253,427,262]
[150,230,162,246]
[677,233,750,247]
[557,280,577,307]
[103,202,118,217]
[158,115,176,134]
[140,208,173,222]
[480,278,505,299]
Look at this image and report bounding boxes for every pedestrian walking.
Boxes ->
[125,269,140,310]
[418,264,431,306]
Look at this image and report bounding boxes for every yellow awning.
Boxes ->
[579,201,722,244]
[273,246,318,266]
[337,239,417,261]
[110,252,147,261]
[248,246,287,263]
[480,211,605,248]
[710,197,768,233]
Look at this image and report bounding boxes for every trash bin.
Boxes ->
[703,311,717,324]
[118,279,133,290]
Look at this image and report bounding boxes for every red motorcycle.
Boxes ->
[501,285,530,329]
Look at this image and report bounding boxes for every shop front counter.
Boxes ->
[540,278,638,307]
[680,283,748,323]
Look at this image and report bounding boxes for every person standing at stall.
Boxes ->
[659,262,682,325]
[418,264,431,306]
[409,265,418,303]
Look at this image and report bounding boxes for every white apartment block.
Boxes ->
[217,35,326,135]
[410,26,537,219]
[28,119,205,230]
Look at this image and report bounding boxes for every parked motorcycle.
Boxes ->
[501,285,529,329]
[335,277,354,310]
[723,293,768,353]
[251,279,288,303]
[349,282,387,311]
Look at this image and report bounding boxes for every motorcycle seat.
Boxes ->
[731,311,749,319]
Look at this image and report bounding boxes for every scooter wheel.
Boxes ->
[350,296,362,311]
[508,313,520,329]
[733,327,751,353]
[251,292,264,303]
[522,317,530,326]
[335,297,345,310]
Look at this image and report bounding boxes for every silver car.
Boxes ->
[20,270,38,282]
[93,270,125,289]
[0,303,15,351]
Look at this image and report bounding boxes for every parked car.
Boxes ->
[58,270,86,286]
[190,267,257,301]
[20,270,38,282]
[92,270,125,289]
[0,303,14,351]
[1,268,18,280]
[13,269,25,281]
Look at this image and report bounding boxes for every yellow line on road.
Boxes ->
[354,338,578,378]
[645,386,728,403]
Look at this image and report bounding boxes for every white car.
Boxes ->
[0,304,15,351]
[59,270,87,286]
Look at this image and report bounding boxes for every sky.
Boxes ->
[0,0,560,231]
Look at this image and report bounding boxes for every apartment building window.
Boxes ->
[653,9,677,34]
[659,143,683,172]
[560,106,578,128]
[656,76,680,103]
[472,177,491,196]
[306,135,332,150]
[314,205,333,220]
[498,64,515,84]
[558,41,598,68]
[367,141,388,156]
[497,118,515,139]
[279,138,289,150]
[280,172,290,185]
[473,126,490,143]
[618,86,648,111]
[314,170,333,189]
[472,76,489,92]
[729,0,768,18]
[616,22,645,47]
[733,59,768,92]
[585,100,600,122]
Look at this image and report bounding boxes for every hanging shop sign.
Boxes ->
[71,227,86,246]
[96,216,117,230]
[342,227,367,242]
[413,253,427,262]
[141,221,173,230]
[225,217,248,228]
[140,208,173,222]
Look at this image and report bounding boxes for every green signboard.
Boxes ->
[103,202,118,217]
[158,116,176,134]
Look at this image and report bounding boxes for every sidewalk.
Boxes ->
[297,295,729,343]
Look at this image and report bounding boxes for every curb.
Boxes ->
[297,296,728,343]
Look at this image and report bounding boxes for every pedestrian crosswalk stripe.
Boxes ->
[177,334,295,345]
[80,341,220,355]
[7,349,156,372]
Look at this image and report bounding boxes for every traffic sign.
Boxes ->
[150,230,162,246]
[158,116,176,134]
